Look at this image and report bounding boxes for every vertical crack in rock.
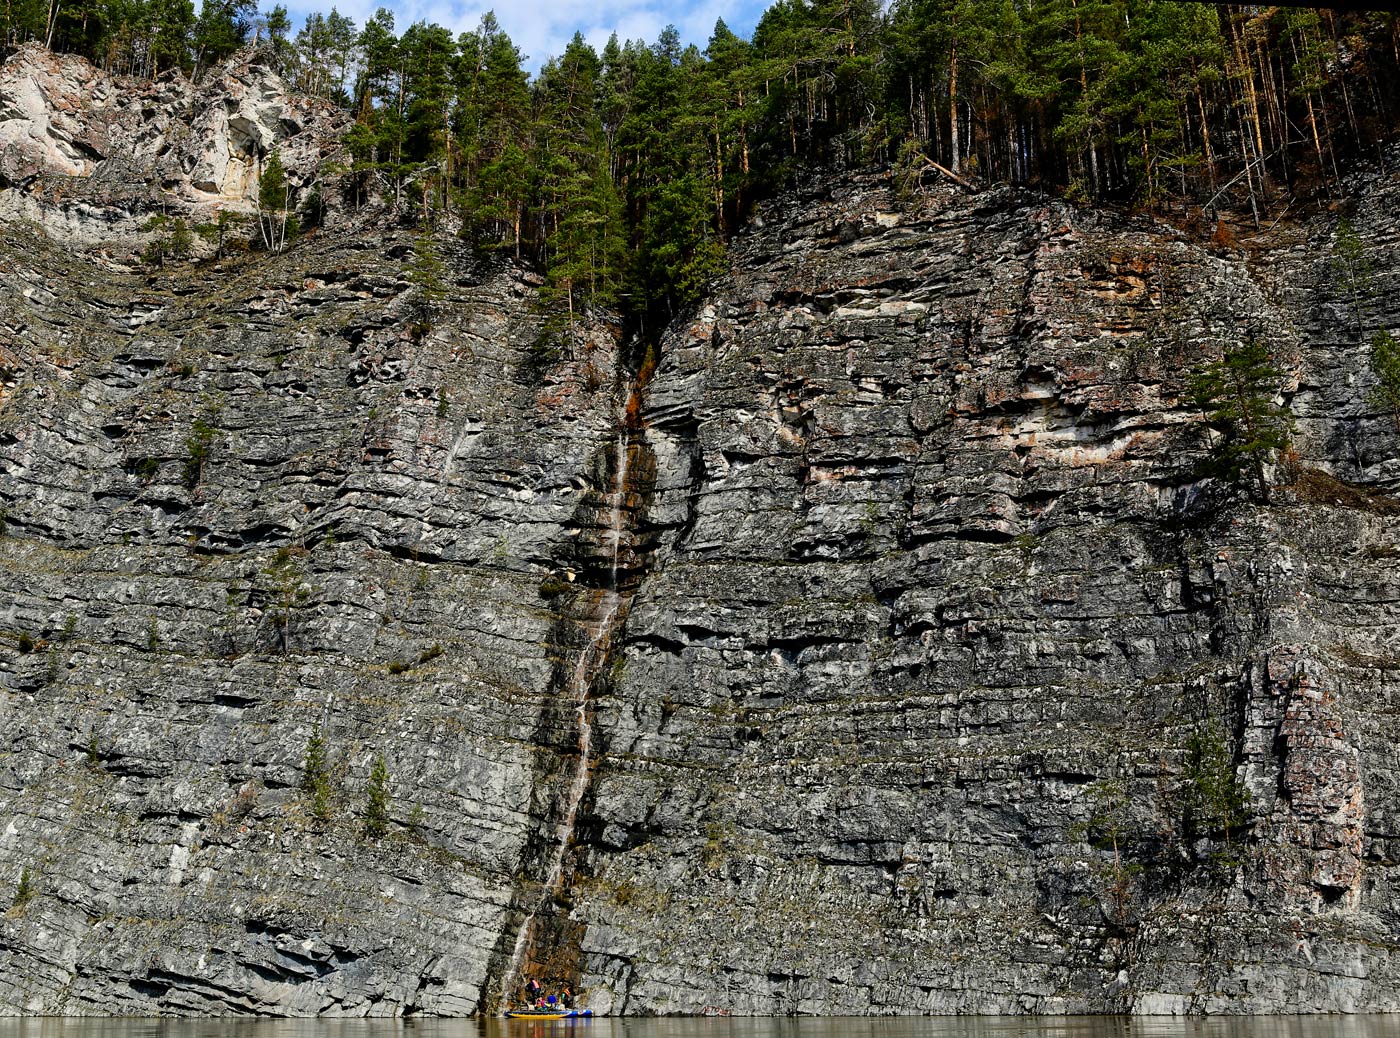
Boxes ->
[483,349,657,1012]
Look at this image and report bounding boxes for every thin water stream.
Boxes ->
[498,379,646,1004]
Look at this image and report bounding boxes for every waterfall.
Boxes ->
[608,430,630,590]
[493,364,655,1012]
[500,591,620,1002]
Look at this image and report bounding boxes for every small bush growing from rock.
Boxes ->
[539,575,570,599]
[141,214,194,266]
[183,419,216,487]
[11,868,34,911]
[1183,723,1251,863]
[364,754,390,838]
[302,728,334,822]
[1188,339,1292,503]
[262,547,310,653]
[1371,330,1400,432]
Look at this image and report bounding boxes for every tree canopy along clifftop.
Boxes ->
[4,1,1398,332]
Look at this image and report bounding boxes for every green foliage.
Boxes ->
[195,210,242,260]
[257,150,297,253]
[10,0,1399,352]
[363,753,390,837]
[9,0,1398,232]
[302,727,334,821]
[1071,778,1142,927]
[1370,330,1400,432]
[262,547,310,654]
[539,574,571,599]
[1334,218,1371,303]
[264,4,291,50]
[1188,340,1292,503]
[407,233,446,317]
[1182,723,1250,862]
[141,214,194,267]
[11,868,34,911]
[183,418,216,487]
[85,733,101,770]
[192,0,255,76]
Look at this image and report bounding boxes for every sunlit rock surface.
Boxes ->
[0,43,345,251]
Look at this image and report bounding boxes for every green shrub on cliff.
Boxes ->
[302,727,334,821]
[11,868,34,911]
[1188,339,1292,503]
[1182,722,1251,861]
[363,753,390,838]
[141,215,194,266]
[257,150,298,253]
[1073,778,1143,928]
[262,547,309,653]
[183,419,216,487]
[1371,330,1400,433]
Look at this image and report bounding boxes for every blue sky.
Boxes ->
[275,0,772,72]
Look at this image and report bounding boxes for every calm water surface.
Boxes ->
[0,1019,1395,1038]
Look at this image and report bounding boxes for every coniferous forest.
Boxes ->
[4,1,1399,332]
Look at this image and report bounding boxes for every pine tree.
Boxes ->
[1183,723,1250,859]
[398,20,456,220]
[191,0,253,79]
[1371,330,1400,432]
[257,149,294,253]
[1029,0,1126,198]
[301,728,334,821]
[263,546,309,654]
[456,14,533,252]
[363,753,390,837]
[263,4,290,54]
[535,34,626,322]
[1189,339,1293,503]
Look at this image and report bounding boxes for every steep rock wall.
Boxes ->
[578,173,1400,1015]
[0,51,1398,1017]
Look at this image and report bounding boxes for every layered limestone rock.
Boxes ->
[564,171,1400,1015]
[0,48,1399,1017]
[0,45,345,252]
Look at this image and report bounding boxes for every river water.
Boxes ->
[0,1018,1396,1038]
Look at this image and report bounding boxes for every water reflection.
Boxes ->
[1,1017,1398,1038]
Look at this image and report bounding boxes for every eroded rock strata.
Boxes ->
[0,48,1398,1016]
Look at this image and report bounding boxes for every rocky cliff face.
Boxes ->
[0,49,1398,1017]
[0,44,344,252]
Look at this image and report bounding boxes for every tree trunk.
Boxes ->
[948,39,959,175]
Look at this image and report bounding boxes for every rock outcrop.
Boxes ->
[0,48,1398,1017]
[0,45,345,252]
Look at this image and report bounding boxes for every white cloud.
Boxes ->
[279,0,764,72]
